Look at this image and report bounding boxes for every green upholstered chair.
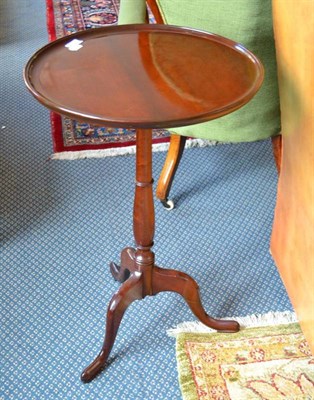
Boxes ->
[119,0,281,209]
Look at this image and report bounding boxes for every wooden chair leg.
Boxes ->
[156,134,281,209]
[147,0,164,24]
[271,135,282,173]
[156,134,187,209]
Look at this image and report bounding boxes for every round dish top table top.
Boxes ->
[24,24,264,129]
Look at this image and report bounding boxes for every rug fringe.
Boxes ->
[50,138,218,160]
[167,311,298,337]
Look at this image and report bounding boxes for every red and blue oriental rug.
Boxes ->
[46,0,171,159]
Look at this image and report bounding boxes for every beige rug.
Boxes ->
[170,313,314,399]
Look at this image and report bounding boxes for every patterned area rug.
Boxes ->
[173,314,314,400]
[46,0,170,158]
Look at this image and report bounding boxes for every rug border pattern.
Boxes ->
[45,0,171,155]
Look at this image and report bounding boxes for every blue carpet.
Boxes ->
[0,1,292,399]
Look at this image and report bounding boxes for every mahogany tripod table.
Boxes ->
[24,24,263,382]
